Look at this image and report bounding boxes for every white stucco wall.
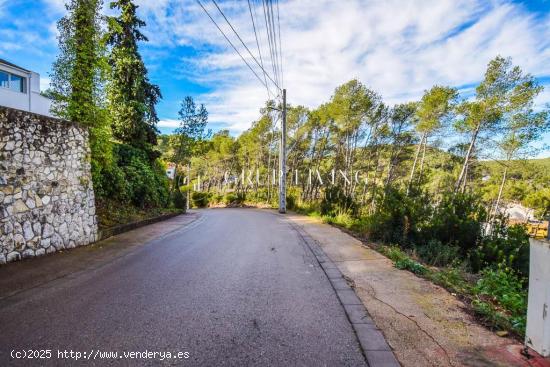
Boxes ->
[526,238,550,357]
[0,64,53,117]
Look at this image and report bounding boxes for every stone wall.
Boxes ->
[0,107,98,263]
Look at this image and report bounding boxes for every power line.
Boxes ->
[195,0,277,95]
[275,0,284,89]
[261,0,280,92]
[210,0,281,92]
[247,0,270,100]
[267,0,282,87]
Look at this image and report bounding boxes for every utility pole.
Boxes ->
[186,162,191,212]
[279,89,287,214]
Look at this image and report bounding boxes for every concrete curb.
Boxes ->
[287,220,401,367]
[97,211,185,242]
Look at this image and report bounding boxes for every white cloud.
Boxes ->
[158,118,180,128]
[135,0,550,134]
[39,77,51,92]
[21,0,549,138]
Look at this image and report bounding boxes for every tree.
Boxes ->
[385,103,416,188]
[454,56,535,193]
[524,189,550,220]
[173,96,210,164]
[408,86,457,194]
[49,0,110,165]
[491,81,549,217]
[105,0,161,155]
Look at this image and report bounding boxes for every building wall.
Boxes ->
[0,107,98,263]
[0,64,53,117]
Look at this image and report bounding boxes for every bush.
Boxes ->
[93,143,170,209]
[224,192,246,206]
[474,268,527,333]
[363,187,431,246]
[171,188,186,210]
[421,192,486,256]
[378,246,427,275]
[286,194,296,210]
[416,240,460,267]
[471,217,530,277]
[192,191,211,208]
[320,186,358,217]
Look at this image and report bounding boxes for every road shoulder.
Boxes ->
[286,213,533,367]
[0,212,200,301]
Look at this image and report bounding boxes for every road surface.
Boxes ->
[0,209,368,366]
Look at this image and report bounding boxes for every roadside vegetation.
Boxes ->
[158,56,549,337]
[46,0,192,228]
[43,0,550,338]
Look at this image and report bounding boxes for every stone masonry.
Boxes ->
[0,107,98,264]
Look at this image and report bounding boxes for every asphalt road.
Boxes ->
[0,209,367,366]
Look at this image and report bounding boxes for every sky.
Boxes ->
[1,0,549,156]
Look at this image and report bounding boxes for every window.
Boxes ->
[0,71,8,89]
[0,70,27,93]
[10,74,26,93]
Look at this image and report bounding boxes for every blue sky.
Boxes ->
[1,0,549,156]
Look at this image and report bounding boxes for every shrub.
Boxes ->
[471,217,530,277]
[94,143,170,209]
[363,187,431,246]
[416,240,460,267]
[379,246,427,275]
[224,192,246,206]
[192,191,211,208]
[171,188,186,209]
[422,192,486,256]
[395,257,428,275]
[474,268,527,333]
[286,194,296,210]
[320,186,358,217]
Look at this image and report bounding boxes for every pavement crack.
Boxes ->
[358,282,456,367]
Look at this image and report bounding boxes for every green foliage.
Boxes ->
[364,187,431,246]
[105,0,161,154]
[94,144,169,209]
[50,0,105,126]
[422,192,487,256]
[320,186,358,217]
[471,219,530,277]
[378,245,409,263]
[224,192,246,206]
[50,0,113,181]
[395,257,428,275]
[173,96,211,163]
[524,188,550,219]
[474,268,527,333]
[428,267,471,294]
[171,188,186,210]
[416,240,460,267]
[378,246,427,274]
[192,192,211,208]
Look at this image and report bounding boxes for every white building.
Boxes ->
[0,59,53,117]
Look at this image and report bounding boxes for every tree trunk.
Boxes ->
[417,136,427,183]
[492,165,508,220]
[455,125,480,193]
[407,133,425,195]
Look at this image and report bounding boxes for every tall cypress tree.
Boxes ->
[105,0,161,154]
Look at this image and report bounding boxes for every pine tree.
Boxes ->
[105,0,161,154]
[173,96,210,164]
